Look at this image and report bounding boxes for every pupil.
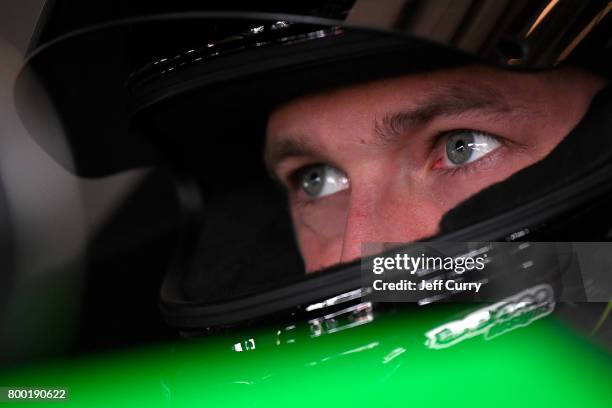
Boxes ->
[446,133,474,165]
[302,167,325,197]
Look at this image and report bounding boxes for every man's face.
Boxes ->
[265,65,605,272]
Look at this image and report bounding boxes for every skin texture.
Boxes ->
[265,65,606,273]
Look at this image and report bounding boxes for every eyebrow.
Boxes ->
[264,81,514,175]
[264,136,322,179]
[374,82,512,143]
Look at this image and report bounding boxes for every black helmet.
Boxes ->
[14,0,612,333]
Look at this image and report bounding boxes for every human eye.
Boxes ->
[439,129,502,168]
[292,164,349,199]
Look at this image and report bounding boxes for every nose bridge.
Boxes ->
[339,180,437,264]
[339,181,388,263]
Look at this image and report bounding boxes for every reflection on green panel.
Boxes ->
[1,301,610,408]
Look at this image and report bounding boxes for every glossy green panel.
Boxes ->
[1,304,610,407]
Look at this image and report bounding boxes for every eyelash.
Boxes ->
[282,128,506,191]
[436,153,496,177]
[430,128,506,174]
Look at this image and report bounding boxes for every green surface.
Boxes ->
[1,304,610,407]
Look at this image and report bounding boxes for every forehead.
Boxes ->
[266,65,513,135]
